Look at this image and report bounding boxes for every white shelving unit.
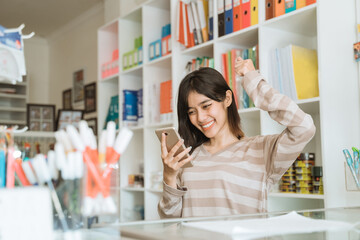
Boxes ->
[0,79,29,126]
[97,0,360,221]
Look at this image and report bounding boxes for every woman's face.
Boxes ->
[187,90,230,139]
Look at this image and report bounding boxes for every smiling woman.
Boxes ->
[158,58,316,218]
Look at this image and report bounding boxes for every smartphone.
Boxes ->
[155,127,193,168]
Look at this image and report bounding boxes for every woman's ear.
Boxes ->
[225,90,233,107]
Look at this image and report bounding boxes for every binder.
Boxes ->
[184,4,195,47]
[290,45,319,100]
[221,53,229,84]
[182,2,189,46]
[285,0,296,13]
[296,0,306,9]
[187,3,198,46]
[218,0,225,37]
[274,0,285,17]
[241,0,250,29]
[306,0,316,5]
[251,0,258,25]
[177,1,185,45]
[202,0,209,39]
[191,1,203,44]
[197,0,209,42]
[224,0,233,35]
[233,0,241,32]
[208,0,214,40]
[265,0,274,20]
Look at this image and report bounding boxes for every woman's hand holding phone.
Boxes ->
[161,132,192,189]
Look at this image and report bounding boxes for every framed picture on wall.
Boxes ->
[85,118,97,136]
[27,104,56,132]
[56,109,84,131]
[62,88,72,110]
[84,82,96,113]
[73,69,84,103]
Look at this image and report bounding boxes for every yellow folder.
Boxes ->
[251,0,258,25]
[291,45,319,100]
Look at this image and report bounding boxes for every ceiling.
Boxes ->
[0,0,103,38]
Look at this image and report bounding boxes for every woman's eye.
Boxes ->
[203,104,212,109]
[188,110,195,115]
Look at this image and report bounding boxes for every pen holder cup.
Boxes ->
[54,178,84,231]
[344,162,360,191]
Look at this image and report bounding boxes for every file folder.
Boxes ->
[197,0,209,42]
[306,0,316,5]
[285,0,296,13]
[208,0,214,40]
[218,0,225,37]
[233,0,241,32]
[274,0,285,17]
[265,0,274,20]
[191,1,203,44]
[296,0,306,9]
[224,0,233,35]
[187,3,198,46]
[241,0,250,29]
[251,0,258,25]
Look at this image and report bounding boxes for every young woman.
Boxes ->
[158,57,316,218]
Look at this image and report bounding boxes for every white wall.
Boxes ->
[47,3,104,111]
[23,36,49,104]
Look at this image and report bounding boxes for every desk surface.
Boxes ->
[107,207,360,240]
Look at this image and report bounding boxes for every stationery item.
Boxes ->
[102,127,133,178]
[224,0,233,35]
[343,149,360,188]
[218,0,225,37]
[32,154,69,232]
[265,0,274,20]
[21,160,38,185]
[285,0,296,13]
[197,0,209,42]
[186,3,197,46]
[14,158,31,186]
[0,148,5,187]
[241,0,250,29]
[251,0,258,25]
[296,0,306,9]
[233,0,241,32]
[6,146,15,188]
[208,0,214,40]
[191,1,203,44]
[274,0,285,17]
[290,45,319,100]
[353,149,359,175]
[66,125,107,196]
[176,0,185,46]
[306,0,316,5]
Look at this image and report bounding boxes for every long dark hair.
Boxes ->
[177,67,244,153]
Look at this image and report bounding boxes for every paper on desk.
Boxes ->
[182,211,355,240]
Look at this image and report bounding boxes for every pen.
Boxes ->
[343,149,360,188]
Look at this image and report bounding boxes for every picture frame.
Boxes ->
[84,82,96,113]
[62,88,72,110]
[56,109,84,131]
[27,104,56,132]
[85,118,97,136]
[73,69,84,103]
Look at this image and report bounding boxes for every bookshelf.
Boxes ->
[97,0,360,221]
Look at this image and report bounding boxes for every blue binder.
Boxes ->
[209,0,214,40]
[285,0,296,13]
[224,0,233,35]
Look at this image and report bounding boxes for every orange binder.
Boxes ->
[274,0,285,17]
[184,4,195,47]
[233,0,241,32]
[221,53,229,85]
[265,0,274,20]
[241,0,250,29]
[306,0,316,5]
[178,1,185,45]
[297,0,306,9]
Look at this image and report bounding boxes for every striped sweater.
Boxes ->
[158,70,316,218]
